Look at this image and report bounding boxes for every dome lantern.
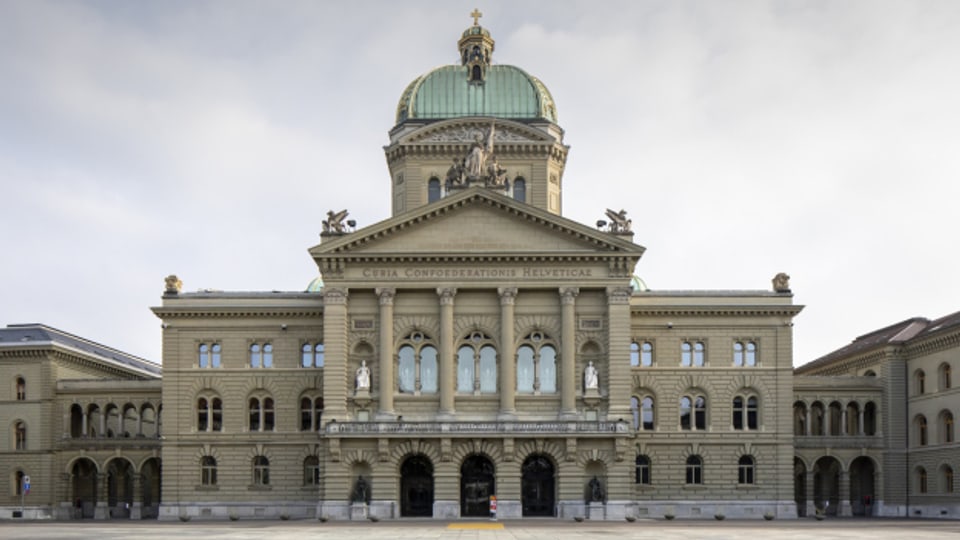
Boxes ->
[458,9,495,83]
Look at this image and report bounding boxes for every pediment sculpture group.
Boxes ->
[446,122,508,189]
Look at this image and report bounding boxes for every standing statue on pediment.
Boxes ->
[464,122,496,181]
[446,158,466,187]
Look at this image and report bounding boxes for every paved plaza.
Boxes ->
[1,519,959,540]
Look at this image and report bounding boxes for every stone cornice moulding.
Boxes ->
[630,306,804,318]
[151,308,324,319]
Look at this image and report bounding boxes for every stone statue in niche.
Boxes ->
[587,476,605,502]
[355,360,371,391]
[351,475,370,504]
[584,361,599,391]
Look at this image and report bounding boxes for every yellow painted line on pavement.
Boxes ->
[447,522,505,530]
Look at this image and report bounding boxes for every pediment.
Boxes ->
[310,188,643,261]
[400,118,555,145]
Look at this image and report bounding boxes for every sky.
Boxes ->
[2,0,959,367]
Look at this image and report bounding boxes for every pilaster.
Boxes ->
[498,287,517,419]
[606,286,632,419]
[376,288,396,419]
[559,287,579,418]
[438,288,457,417]
[323,287,350,422]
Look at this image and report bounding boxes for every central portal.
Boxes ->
[522,454,555,517]
[460,455,495,517]
[400,455,434,517]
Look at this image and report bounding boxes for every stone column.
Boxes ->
[805,469,816,517]
[840,408,848,436]
[498,288,518,419]
[376,288,396,419]
[805,409,811,436]
[82,408,89,437]
[94,473,110,519]
[559,287,579,419]
[129,473,143,520]
[858,408,865,436]
[438,288,457,418]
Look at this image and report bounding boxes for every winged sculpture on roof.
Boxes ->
[605,208,632,233]
[323,209,349,234]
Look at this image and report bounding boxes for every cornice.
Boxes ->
[905,329,960,359]
[630,306,803,317]
[151,307,324,319]
[314,191,642,256]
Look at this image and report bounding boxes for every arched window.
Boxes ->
[686,455,703,484]
[916,415,928,446]
[199,344,221,368]
[516,331,557,394]
[630,342,640,367]
[864,401,877,436]
[943,465,955,494]
[635,455,651,485]
[793,401,808,436]
[15,470,25,496]
[15,377,25,401]
[428,177,441,203]
[197,397,222,432]
[738,455,756,484]
[253,456,270,486]
[201,456,217,486]
[681,341,705,367]
[303,456,321,486]
[14,421,26,450]
[250,343,273,368]
[513,177,526,202]
[471,65,482,82]
[398,331,438,394]
[916,467,928,494]
[680,395,707,430]
[732,395,758,430]
[300,396,324,431]
[733,341,757,367]
[940,410,954,444]
[915,369,926,395]
[630,396,655,430]
[248,396,275,432]
[302,343,324,368]
[940,363,952,390]
[810,402,826,435]
[457,332,497,394]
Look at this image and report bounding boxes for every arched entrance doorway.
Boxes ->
[794,457,807,517]
[522,454,555,517]
[813,456,841,515]
[106,458,134,518]
[71,458,98,519]
[849,456,876,516]
[141,457,162,519]
[400,455,434,517]
[460,455,495,517]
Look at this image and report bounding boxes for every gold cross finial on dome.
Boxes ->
[470,8,483,26]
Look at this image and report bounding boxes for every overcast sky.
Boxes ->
[2,0,959,367]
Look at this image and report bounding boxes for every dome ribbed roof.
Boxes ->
[395,64,558,125]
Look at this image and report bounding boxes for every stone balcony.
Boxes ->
[326,420,629,438]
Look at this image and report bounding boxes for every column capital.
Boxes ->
[498,287,518,305]
[606,286,632,305]
[376,287,396,304]
[324,287,349,305]
[559,287,580,304]
[437,287,458,305]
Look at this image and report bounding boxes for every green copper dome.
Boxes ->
[396,65,558,125]
[395,21,558,126]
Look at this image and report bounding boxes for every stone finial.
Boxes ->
[772,272,791,293]
[164,274,182,295]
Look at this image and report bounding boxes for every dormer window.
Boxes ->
[471,65,482,82]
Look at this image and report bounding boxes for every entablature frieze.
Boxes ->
[151,308,324,319]
[327,420,630,438]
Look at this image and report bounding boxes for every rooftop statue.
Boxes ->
[323,209,349,234]
[605,208,632,233]
[446,121,508,190]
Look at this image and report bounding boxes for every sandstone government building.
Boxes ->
[2,16,958,522]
